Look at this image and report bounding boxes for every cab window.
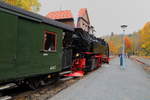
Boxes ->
[44,31,57,52]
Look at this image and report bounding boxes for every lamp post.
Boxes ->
[120,25,127,69]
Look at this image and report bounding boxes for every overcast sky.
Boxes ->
[38,0,150,37]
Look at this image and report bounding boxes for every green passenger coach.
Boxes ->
[0,2,74,89]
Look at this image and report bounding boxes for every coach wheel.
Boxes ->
[27,78,41,90]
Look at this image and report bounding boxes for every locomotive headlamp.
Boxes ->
[76,53,80,57]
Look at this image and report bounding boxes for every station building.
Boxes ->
[46,8,94,33]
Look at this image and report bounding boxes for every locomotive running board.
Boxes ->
[59,71,72,75]
[64,71,84,77]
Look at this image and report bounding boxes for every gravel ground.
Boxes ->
[48,57,150,100]
[11,78,80,100]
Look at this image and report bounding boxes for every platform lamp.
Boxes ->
[120,25,127,68]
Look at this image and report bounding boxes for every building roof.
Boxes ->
[46,10,73,20]
[0,1,74,31]
[78,8,87,17]
[78,8,90,24]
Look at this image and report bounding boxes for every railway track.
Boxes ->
[130,56,150,73]
[0,77,81,100]
[0,64,102,100]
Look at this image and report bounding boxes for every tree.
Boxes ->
[104,34,122,55]
[129,32,140,55]
[2,0,41,12]
[124,36,132,54]
[139,22,150,56]
[108,40,118,55]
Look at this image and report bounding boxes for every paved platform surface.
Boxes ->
[49,57,150,100]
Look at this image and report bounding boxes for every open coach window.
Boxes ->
[43,31,57,52]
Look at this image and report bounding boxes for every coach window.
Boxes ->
[44,32,57,52]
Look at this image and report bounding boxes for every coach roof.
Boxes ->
[0,1,74,32]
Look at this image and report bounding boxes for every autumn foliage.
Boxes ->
[124,36,132,49]
[138,22,150,56]
[2,0,41,12]
[104,21,150,57]
[108,41,118,55]
[105,22,150,56]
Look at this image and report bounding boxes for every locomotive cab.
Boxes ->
[62,31,73,70]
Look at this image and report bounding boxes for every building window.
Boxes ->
[43,31,57,52]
